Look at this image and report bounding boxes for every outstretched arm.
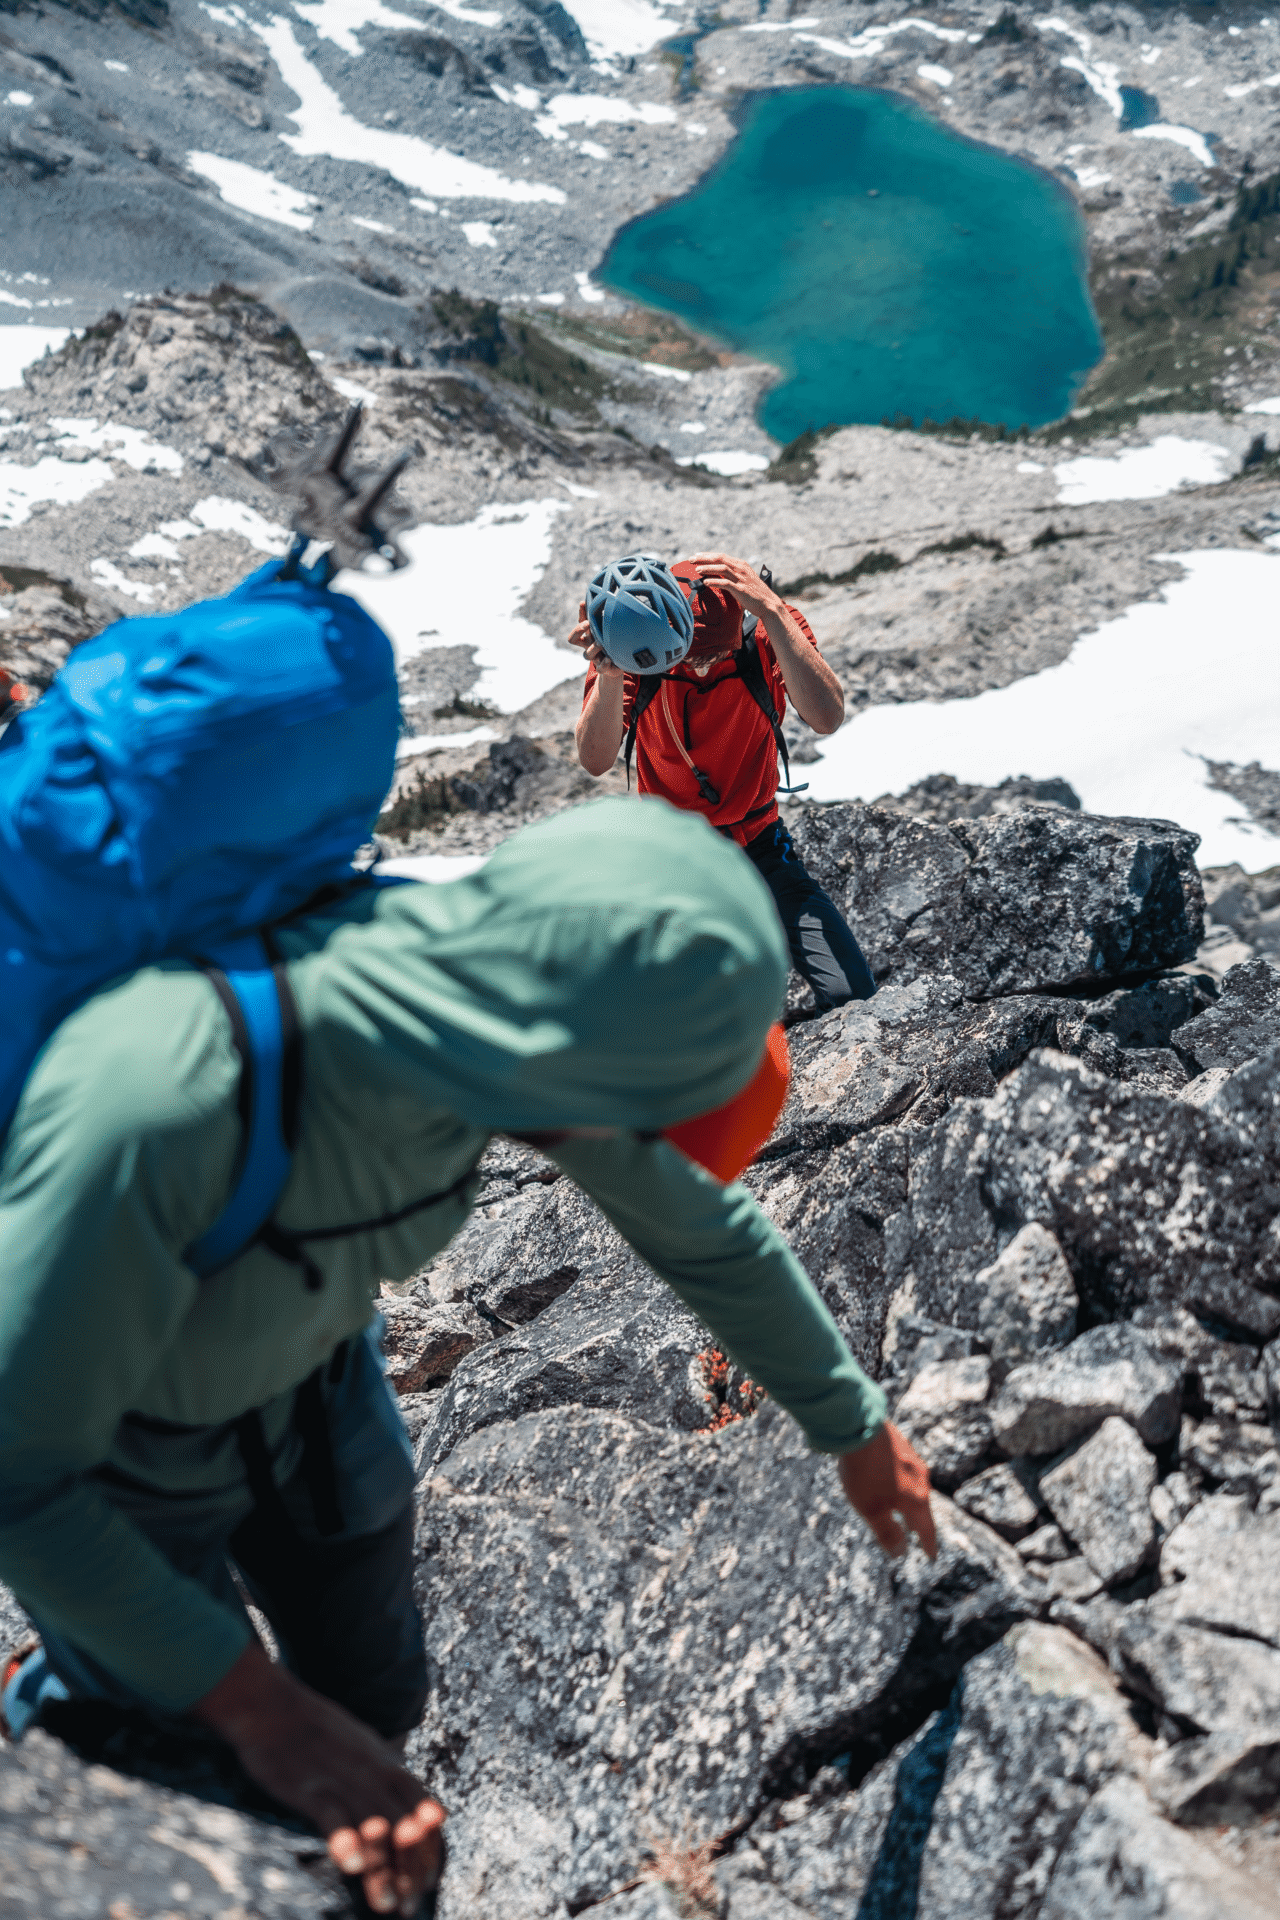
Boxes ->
[689,553,845,735]
[571,599,629,775]
[547,1131,935,1558]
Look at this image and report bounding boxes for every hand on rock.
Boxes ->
[195,1644,445,1917]
[838,1422,938,1560]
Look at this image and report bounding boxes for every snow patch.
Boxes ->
[331,374,379,405]
[0,455,115,527]
[1035,17,1122,117]
[376,850,490,881]
[90,558,157,602]
[1131,123,1216,169]
[342,499,577,714]
[574,270,606,304]
[49,417,183,474]
[641,362,691,381]
[462,221,498,246]
[675,449,770,476]
[1053,435,1232,503]
[188,150,316,229]
[291,0,501,57]
[917,62,953,85]
[130,498,289,559]
[396,724,498,759]
[534,93,677,140]
[256,17,565,204]
[1224,73,1280,98]
[806,547,1280,869]
[0,327,71,389]
[557,0,683,62]
[1245,395,1280,415]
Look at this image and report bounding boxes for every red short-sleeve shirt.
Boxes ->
[582,607,820,848]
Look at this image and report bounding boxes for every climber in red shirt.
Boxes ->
[574,552,876,1010]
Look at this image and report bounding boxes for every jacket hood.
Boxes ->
[310,796,789,1134]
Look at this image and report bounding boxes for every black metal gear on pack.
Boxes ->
[264,406,413,584]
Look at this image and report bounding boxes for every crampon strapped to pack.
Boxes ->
[0,407,408,1138]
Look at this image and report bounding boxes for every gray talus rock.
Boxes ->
[1039,1775,1277,1919]
[1179,1416,1279,1497]
[723,1623,1149,1920]
[1039,1416,1157,1584]
[788,803,1203,998]
[991,1324,1182,1458]
[1151,1494,1280,1647]
[1115,1612,1280,1736]
[1069,976,1205,1052]
[0,1728,341,1918]
[783,973,1061,1139]
[892,1354,993,1491]
[413,1264,707,1477]
[1148,1729,1280,1827]
[410,1403,1041,1918]
[380,1296,488,1393]
[746,1127,908,1380]
[1042,1557,1106,1604]
[1019,1521,1072,1564]
[952,1460,1043,1540]
[1173,955,1280,1073]
[887,1048,1280,1331]
[974,1221,1078,1378]
[910,1624,1153,1917]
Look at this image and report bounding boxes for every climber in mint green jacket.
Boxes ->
[0,795,934,1919]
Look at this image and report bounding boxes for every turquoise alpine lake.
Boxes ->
[600,87,1104,443]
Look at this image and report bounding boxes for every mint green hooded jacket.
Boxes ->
[0,797,885,1712]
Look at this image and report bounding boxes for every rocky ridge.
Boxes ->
[6,796,1280,1916]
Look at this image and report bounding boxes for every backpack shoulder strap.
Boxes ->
[185,934,301,1280]
[734,633,808,796]
[622,674,664,789]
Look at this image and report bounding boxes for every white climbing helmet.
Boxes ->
[586,553,695,676]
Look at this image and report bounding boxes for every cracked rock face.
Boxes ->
[409,1403,1040,1917]
[789,804,1204,998]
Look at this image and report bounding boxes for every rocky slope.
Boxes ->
[6,0,1280,438]
[4,795,1280,1918]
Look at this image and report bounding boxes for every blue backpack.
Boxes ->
[0,555,400,1143]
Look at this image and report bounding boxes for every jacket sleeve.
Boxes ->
[545,1132,886,1453]
[0,995,253,1712]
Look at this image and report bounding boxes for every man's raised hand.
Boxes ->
[686,553,778,622]
[838,1422,937,1560]
[196,1644,445,1917]
[570,599,626,680]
